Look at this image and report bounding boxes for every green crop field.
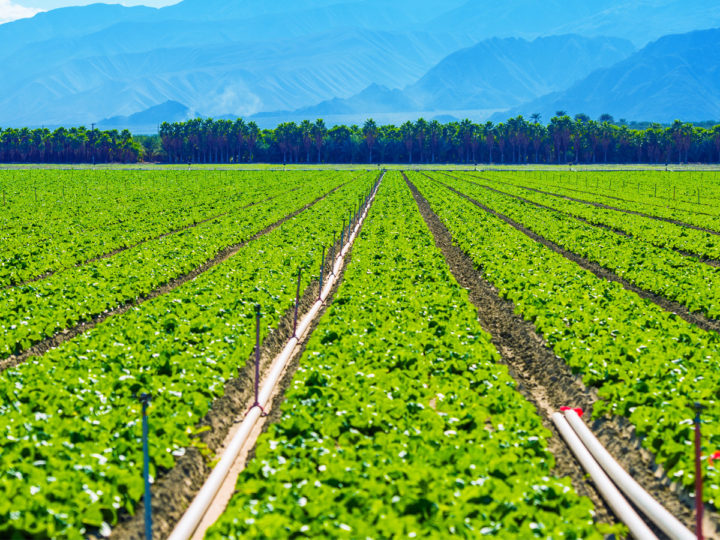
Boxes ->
[1,168,718,538]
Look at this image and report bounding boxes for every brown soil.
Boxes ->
[426,174,720,336]
[470,172,720,234]
[0,182,350,374]
[405,174,710,537]
[454,175,720,268]
[109,174,383,540]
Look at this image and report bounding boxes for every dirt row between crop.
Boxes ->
[452,175,720,268]
[405,174,702,536]
[427,175,720,336]
[4,186,303,291]
[0,181,351,375]
[110,175,382,540]
[471,172,720,232]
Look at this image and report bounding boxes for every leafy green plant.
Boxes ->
[411,171,720,507]
[0,173,376,538]
[208,172,600,539]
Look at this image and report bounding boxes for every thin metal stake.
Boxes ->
[140,393,152,540]
[330,232,336,275]
[292,269,302,338]
[695,403,704,540]
[253,305,261,408]
[318,246,325,300]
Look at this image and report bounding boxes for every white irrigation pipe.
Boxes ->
[552,413,658,540]
[168,176,383,540]
[563,410,696,540]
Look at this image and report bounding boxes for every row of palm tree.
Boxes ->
[0,127,141,163]
[158,115,720,165]
[2,115,719,164]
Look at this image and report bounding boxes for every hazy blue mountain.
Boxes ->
[289,35,634,116]
[425,0,720,46]
[404,35,634,110]
[161,0,467,28]
[0,0,717,127]
[0,4,158,57]
[0,0,471,127]
[294,84,419,115]
[98,101,192,132]
[495,28,720,123]
[0,28,469,126]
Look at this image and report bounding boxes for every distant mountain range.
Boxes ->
[98,101,192,132]
[0,0,718,130]
[495,28,720,123]
[273,35,634,120]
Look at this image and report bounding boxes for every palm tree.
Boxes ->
[483,122,495,164]
[245,122,259,162]
[312,119,327,163]
[362,119,378,163]
[400,121,415,164]
[458,119,473,163]
[415,118,428,163]
[549,115,573,163]
[428,120,441,163]
[300,120,313,163]
[712,125,720,163]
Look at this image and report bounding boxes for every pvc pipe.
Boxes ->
[552,413,658,540]
[168,176,382,540]
[563,410,695,540]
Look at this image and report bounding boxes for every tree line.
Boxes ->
[2,114,720,164]
[0,126,141,163]
[157,114,720,165]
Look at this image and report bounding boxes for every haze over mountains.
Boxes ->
[496,28,720,123]
[0,0,718,131]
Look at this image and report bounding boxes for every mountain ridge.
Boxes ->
[0,0,718,127]
[494,27,720,123]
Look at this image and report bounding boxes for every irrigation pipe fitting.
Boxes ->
[552,412,658,540]
[562,409,695,540]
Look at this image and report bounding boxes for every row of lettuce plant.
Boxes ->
[480,170,720,232]
[0,172,356,359]
[460,172,720,261]
[0,171,312,288]
[409,171,720,507]
[439,173,720,320]
[0,173,377,539]
[207,172,602,539]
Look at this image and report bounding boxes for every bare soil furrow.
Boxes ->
[405,174,700,536]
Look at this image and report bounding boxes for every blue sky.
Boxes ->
[0,0,177,24]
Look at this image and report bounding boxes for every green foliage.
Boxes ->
[207,172,600,539]
[0,171,349,358]
[473,172,720,260]
[0,173,376,538]
[448,173,720,319]
[410,171,720,507]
